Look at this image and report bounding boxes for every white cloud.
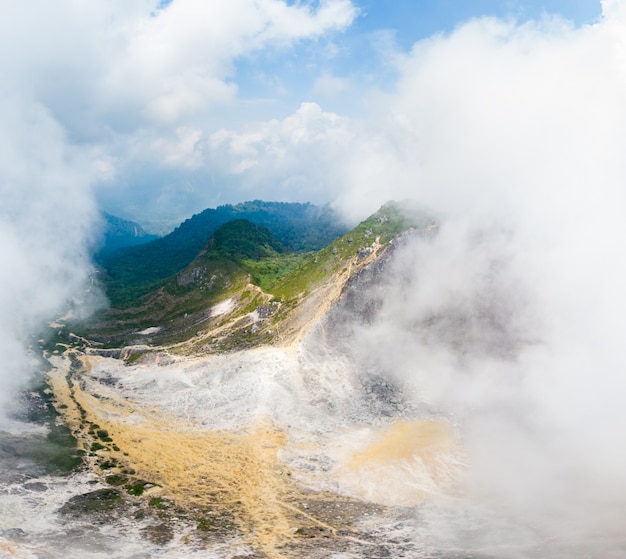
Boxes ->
[0,0,359,216]
[207,102,354,201]
[0,0,360,181]
[312,72,350,99]
[148,127,204,168]
[334,12,626,221]
[0,96,101,416]
[98,0,358,125]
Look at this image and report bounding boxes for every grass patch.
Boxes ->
[126,481,156,496]
[149,497,173,509]
[124,352,145,365]
[59,489,122,515]
[96,429,113,442]
[105,474,129,486]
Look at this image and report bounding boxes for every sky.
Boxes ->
[0,0,604,226]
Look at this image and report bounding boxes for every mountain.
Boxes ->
[208,219,285,260]
[75,202,435,352]
[42,202,442,557]
[98,201,348,307]
[98,213,159,255]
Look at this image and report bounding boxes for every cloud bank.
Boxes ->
[315,3,626,554]
[0,96,100,418]
[1,0,359,220]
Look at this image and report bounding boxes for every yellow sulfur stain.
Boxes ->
[47,355,463,555]
[349,420,457,464]
[47,356,298,558]
[340,419,463,506]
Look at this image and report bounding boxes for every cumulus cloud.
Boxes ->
[206,102,354,201]
[1,0,357,130]
[0,0,360,219]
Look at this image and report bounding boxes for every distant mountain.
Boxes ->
[76,202,435,350]
[99,201,349,307]
[208,219,285,260]
[98,213,159,256]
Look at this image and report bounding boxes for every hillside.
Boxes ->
[70,202,435,354]
[43,201,443,558]
[97,212,159,256]
[99,201,348,307]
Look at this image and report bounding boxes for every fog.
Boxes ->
[329,3,626,554]
[0,97,100,420]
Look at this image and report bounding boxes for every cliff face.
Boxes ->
[98,212,159,255]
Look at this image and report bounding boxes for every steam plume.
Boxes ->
[335,3,626,554]
[0,97,99,419]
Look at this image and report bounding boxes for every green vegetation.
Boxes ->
[98,201,347,307]
[97,429,113,442]
[270,201,421,300]
[149,497,173,509]
[17,376,84,474]
[21,424,84,473]
[243,252,307,292]
[105,474,129,486]
[58,489,122,515]
[210,219,284,259]
[78,219,289,345]
[124,351,146,365]
[97,212,159,256]
[126,481,156,496]
[74,201,430,350]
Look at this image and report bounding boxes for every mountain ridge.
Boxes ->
[99,200,349,307]
[68,201,435,356]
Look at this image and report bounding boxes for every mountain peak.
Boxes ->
[207,219,284,261]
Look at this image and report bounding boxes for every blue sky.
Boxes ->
[0,0,612,226]
[348,0,601,57]
[236,1,602,119]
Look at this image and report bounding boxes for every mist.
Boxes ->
[330,2,626,555]
[0,96,100,421]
